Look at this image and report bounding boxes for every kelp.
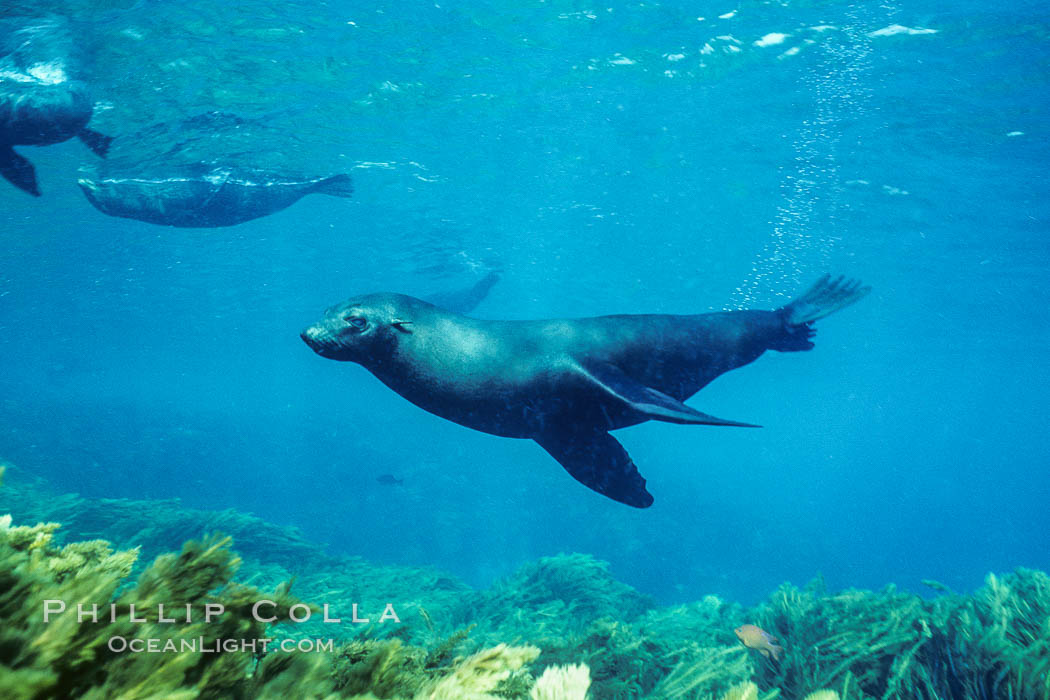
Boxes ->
[1,463,1049,700]
[425,626,477,670]
[715,685,839,700]
[745,571,1050,700]
[331,639,427,698]
[0,466,470,648]
[463,553,654,641]
[640,595,752,698]
[752,577,935,698]
[0,466,581,699]
[651,646,758,700]
[0,466,313,700]
[927,570,1050,700]
[0,528,296,698]
[419,644,540,700]
[449,552,659,698]
[537,617,665,699]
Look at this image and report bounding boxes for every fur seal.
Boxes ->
[0,15,112,196]
[425,271,500,315]
[77,111,352,227]
[301,275,869,507]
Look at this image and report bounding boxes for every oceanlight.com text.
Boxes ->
[107,636,335,654]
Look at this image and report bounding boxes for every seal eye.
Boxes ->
[346,317,367,330]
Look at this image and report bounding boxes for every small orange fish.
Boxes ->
[735,624,784,662]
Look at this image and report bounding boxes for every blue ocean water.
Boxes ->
[0,0,1047,606]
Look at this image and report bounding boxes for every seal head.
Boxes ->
[300,293,415,362]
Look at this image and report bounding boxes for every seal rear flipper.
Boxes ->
[426,271,501,315]
[311,174,354,198]
[0,145,40,197]
[535,429,654,508]
[771,275,869,351]
[779,274,870,326]
[78,128,113,158]
[580,361,760,427]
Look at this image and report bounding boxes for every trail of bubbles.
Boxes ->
[730,6,882,308]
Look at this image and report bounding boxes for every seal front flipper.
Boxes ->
[0,146,40,196]
[78,128,114,158]
[535,428,654,508]
[579,361,760,427]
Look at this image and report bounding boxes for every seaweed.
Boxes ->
[929,570,1050,699]
[651,647,757,700]
[2,462,1050,700]
[751,577,935,699]
[0,515,304,698]
[717,682,780,700]
[426,625,477,669]
[746,571,1050,700]
[0,465,470,648]
[462,553,654,643]
[418,644,540,700]
[331,639,427,698]
[0,467,571,699]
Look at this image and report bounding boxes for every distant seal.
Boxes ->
[0,15,112,196]
[425,271,500,315]
[77,112,352,227]
[301,275,869,507]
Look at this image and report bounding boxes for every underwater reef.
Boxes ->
[1,461,1048,700]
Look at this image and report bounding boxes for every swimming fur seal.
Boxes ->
[425,271,500,315]
[77,112,352,227]
[0,15,112,196]
[301,275,869,507]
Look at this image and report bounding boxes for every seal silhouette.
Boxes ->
[0,15,112,196]
[77,112,352,227]
[301,275,869,507]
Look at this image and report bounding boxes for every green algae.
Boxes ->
[0,465,586,699]
[0,491,307,699]
[462,553,654,642]
[0,467,470,648]
[0,501,580,699]
[1,463,1048,699]
[748,572,1050,699]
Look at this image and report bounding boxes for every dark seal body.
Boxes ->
[79,165,354,228]
[77,112,353,227]
[345,306,766,438]
[0,15,110,196]
[302,276,869,507]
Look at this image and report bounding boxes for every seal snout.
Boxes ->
[301,317,362,362]
[300,325,332,354]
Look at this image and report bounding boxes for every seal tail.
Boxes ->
[772,274,870,351]
[312,174,354,198]
[78,128,114,158]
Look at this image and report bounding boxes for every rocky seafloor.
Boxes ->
[0,461,1047,700]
